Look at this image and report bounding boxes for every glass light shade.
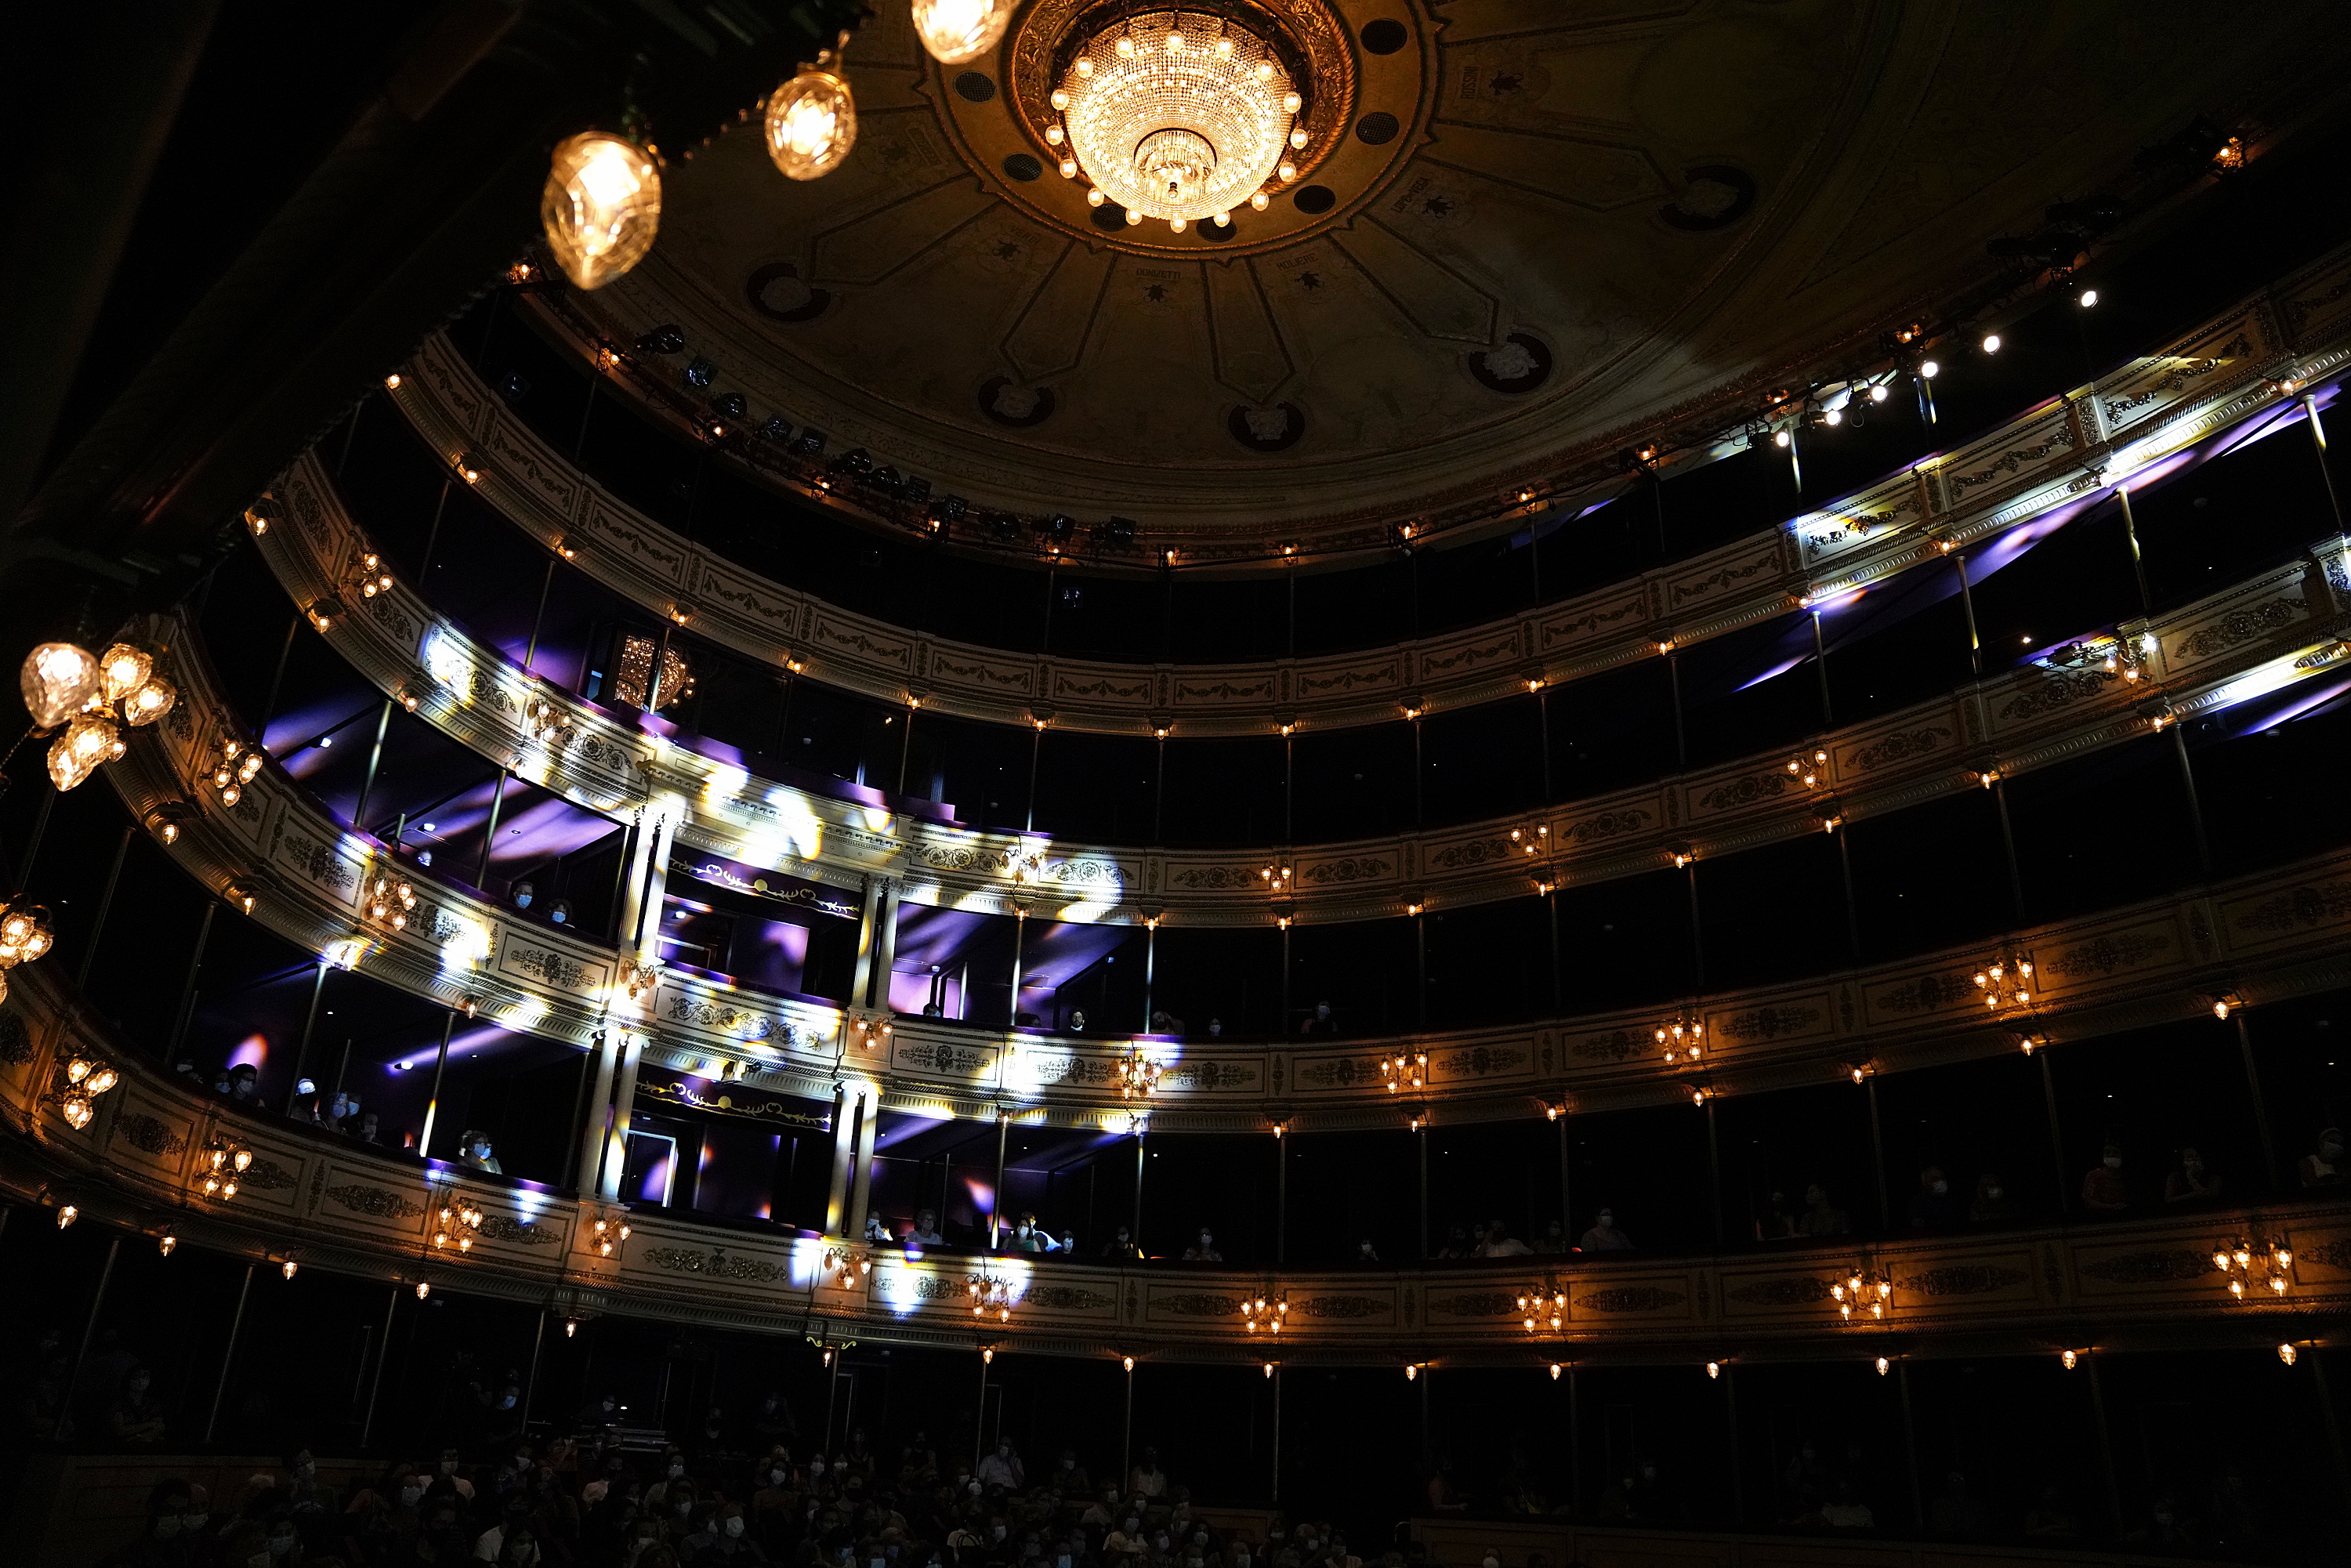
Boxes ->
[61,1093,93,1130]
[86,1065,118,1095]
[540,132,663,291]
[121,676,176,727]
[20,641,100,729]
[96,643,151,704]
[765,69,857,181]
[48,714,119,791]
[912,0,1012,64]
[1057,11,1296,225]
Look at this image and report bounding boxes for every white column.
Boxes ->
[846,1089,880,1238]
[823,1083,853,1235]
[598,1030,645,1201]
[574,1028,620,1193]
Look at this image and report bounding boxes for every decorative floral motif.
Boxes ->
[2102,339,2249,422]
[1559,809,1650,846]
[324,1184,422,1219]
[2233,882,2351,936]
[1896,1265,2029,1297]
[1570,1029,1648,1063]
[1573,1286,1686,1313]
[242,1158,298,1191]
[1295,1294,1386,1320]
[1715,1005,1822,1041]
[110,1113,187,1157]
[1165,865,1262,889]
[1299,856,1393,885]
[1996,668,2114,723]
[509,943,589,990]
[1159,1060,1259,1091]
[1025,1284,1118,1311]
[1436,1045,1526,1077]
[577,735,630,772]
[1427,1290,1520,1318]
[665,994,789,1045]
[1947,428,2077,495]
[1726,1276,1831,1306]
[1425,838,1519,871]
[477,1215,550,1245]
[2078,1249,2218,1284]
[1851,727,1950,771]
[2041,932,2170,980]
[639,1247,791,1283]
[919,845,1014,876]
[899,1041,994,1076]
[2175,600,2300,662]
[1698,771,1805,813]
[0,1011,34,1066]
[1157,1291,1244,1317]
[1291,1054,1389,1088]
[1877,972,1975,1014]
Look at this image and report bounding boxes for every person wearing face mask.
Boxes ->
[107,1365,167,1444]
[474,1497,536,1562]
[1353,1240,1381,1265]
[646,1450,693,1509]
[1079,1488,1120,1530]
[122,1483,203,1568]
[1128,1448,1167,1501]
[2164,1146,2225,1204]
[1101,1226,1141,1260]
[2301,1126,2347,1187]
[1476,1551,1502,1568]
[679,1502,767,1563]
[1968,1172,2013,1224]
[1907,1164,1962,1228]
[460,1130,505,1173]
[2082,1142,2132,1211]
[1051,1450,1092,1497]
[1578,1209,1632,1251]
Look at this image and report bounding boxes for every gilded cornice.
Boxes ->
[262,448,2351,926]
[5,965,2348,1363]
[98,610,2351,1128]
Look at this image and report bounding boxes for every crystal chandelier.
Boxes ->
[1656,1009,1704,1064]
[55,1052,121,1131]
[969,1268,1012,1321]
[1118,1043,1162,1099]
[2214,1236,2292,1299]
[1830,1259,1893,1322]
[541,130,662,292]
[1517,1284,1563,1334]
[1240,1290,1288,1334]
[1973,947,2033,1010]
[0,895,56,1006]
[1048,10,1304,228]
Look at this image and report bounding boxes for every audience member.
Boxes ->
[2081,1142,2131,1212]
[1578,1210,1632,1251]
[2163,1146,2223,1204]
[1968,1173,2012,1224]
[1474,1221,1531,1258]
[1433,1223,1475,1259]
[1533,1219,1570,1255]
[1756,1191,1796,1241]
[1181,1229,1223,1262]
[1797,1184,1849,1237]
[462,1131,505,1174]
[1101,1226,1141,1260]
[2300,1127,2346,1187]
[1907,1166,1962,1229]
[908,1210,945,1246]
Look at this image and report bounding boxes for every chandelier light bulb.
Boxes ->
[49,712,121,792]
[1212,211,1229,226]
[911,0,1014,65]
[2279,1343,2298,1366]
[57,1204,78,1229]
[1168,216,1186,232]
[20,641,100,730]
[96,643,152,704]
[159,1233,177,1256]
[765,69,859,183]
[1086,188,1106,207]
[2061,1349,2077,1370]
[1045,125,1064,144]
[1060,158,1078,178]
[1277,160,1297,181]
[1251,191,1270,211]
[1116,35,1136,57]
[540,132,663,292]
[1051,90,1070,110]
[121,677,177,726]
[1125,209,1143,226]
[282,1258,299,1280]
[1282,92,1301,113]
[1289,128,1308,149]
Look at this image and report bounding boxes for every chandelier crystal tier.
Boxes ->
[1050,9,1303,228]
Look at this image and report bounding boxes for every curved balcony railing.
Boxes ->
[397,240,2351,732]
[104,603,2351,1127]
[5,962,2346,1361]
[260,447,2351,926]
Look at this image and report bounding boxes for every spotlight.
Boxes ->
[758,415,792,443]
[789,428,827,458]
[1869,383,1889,402]
[1980,333,2001,354]
[1918,360,1940,379]
[1773,429,1791,447]
[713,392,748,421]
[635,324,686,355]
[2078,288,2099,308]
[1097,516,1137,546]
[683,357,717,389]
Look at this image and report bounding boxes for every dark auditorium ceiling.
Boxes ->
[560,0,2351,545]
